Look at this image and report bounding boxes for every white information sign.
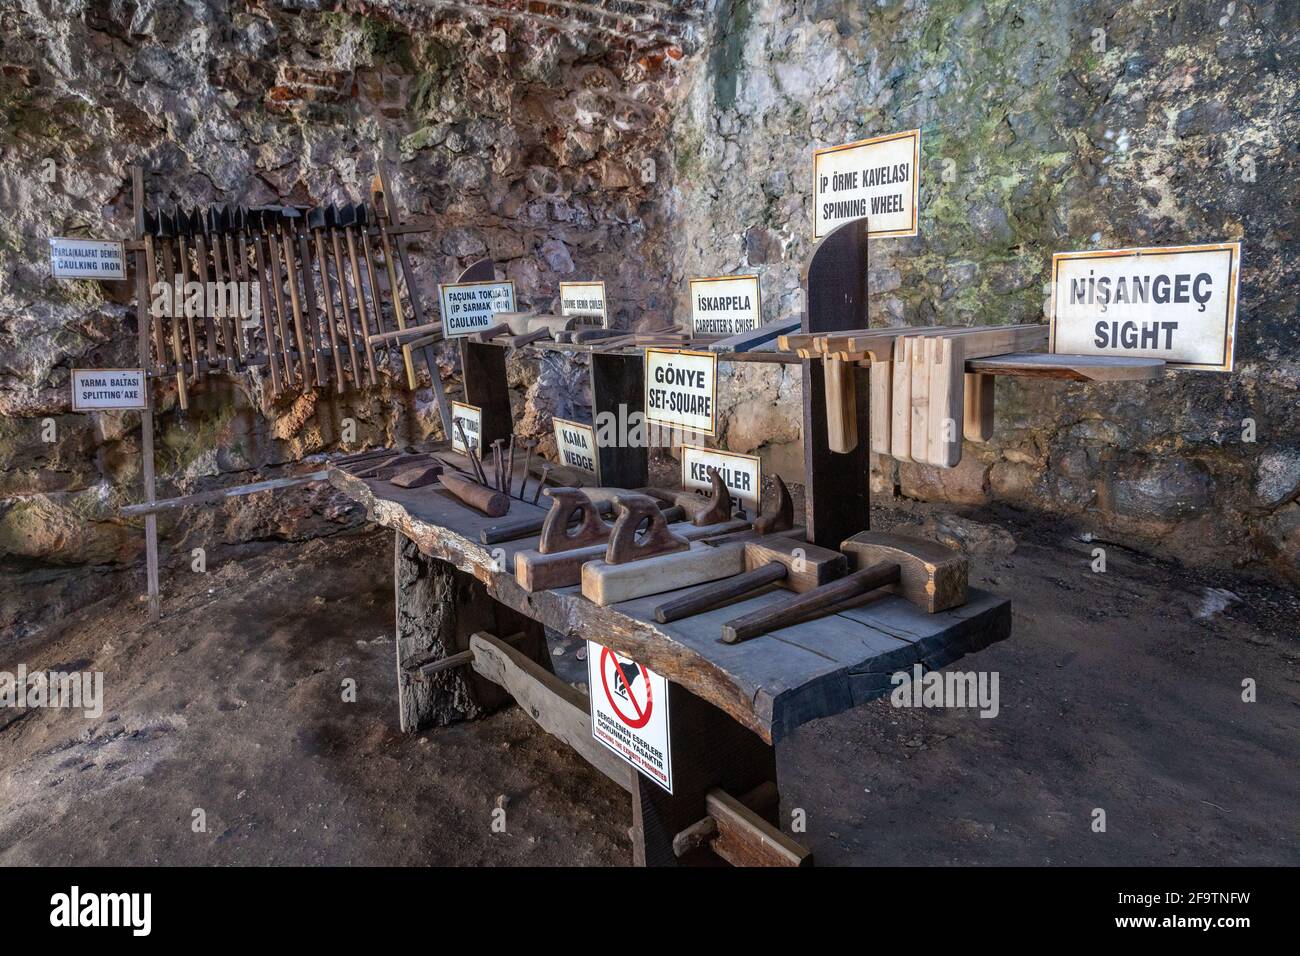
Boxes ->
[70,369,148,411]
[558,281,608,327]
[438,280,516,338]
[813,128,921,239]
[588,641,672,793]
[50,238,127,280]
[644,348,717,437]
[1050,242,1241,372]
[450,401,482,455]
[680,444,762,513]
[552,417,599,478]
[689,275,761,336]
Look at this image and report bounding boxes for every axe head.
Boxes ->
[324,204,339,229]
[187,207,204,236]
[336,202,357,228]
[306,206,326,231]
[170,208,190,237]
[142,209,159,236]
[155,209,175,239]
[222,204,237,233]
[279,205,302,221]
[206,205,224,234]
[354,202,369,228]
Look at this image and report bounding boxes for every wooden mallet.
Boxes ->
[719,532,968,644]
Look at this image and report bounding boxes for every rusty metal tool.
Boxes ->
[518,438,537,500]
[289,205,328,387]
[242,208,283,393]
[532,463,551,505]
[370,174,417,389]
[693,467,734,526]
[171,208,201,381]
[187,206,221,373]
[276,206,314,387]
[338,203,380,383]
[148,210,190,407]
[255,207,297,387]
[307,206,346,393]
[328,204,370,387]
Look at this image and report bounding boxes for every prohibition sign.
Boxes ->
[599,647,653,730]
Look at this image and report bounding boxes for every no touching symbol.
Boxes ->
[600,648,653,729]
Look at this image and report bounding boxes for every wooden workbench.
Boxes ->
[328,450,1010,865]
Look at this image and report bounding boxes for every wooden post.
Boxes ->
[130,165,161,622]
[459,340,512,450]
[801,219,871,550]
[394,532,549,733]
[631,681,778,866]
[590,351,648,489]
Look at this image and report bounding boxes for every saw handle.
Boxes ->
[720,562,900,644]
[654,561,787,624]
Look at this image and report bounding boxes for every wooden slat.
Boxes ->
[708,317,801,353]
[966,352,1166,381]
[964,372,995,442]
[909,335,931,464]
[706,788,812,867]
[868,359,891,454]
[890,337,913,462]
[926,336,964,468]
[119,471,329,516]
[468,631,633,792]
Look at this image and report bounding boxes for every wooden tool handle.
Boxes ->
[721,562,900,644]
[654,561,787,624]
[438,473,510,517]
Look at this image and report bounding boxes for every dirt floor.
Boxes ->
[1,496,1296,866]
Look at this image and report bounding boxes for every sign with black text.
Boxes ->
[558,281,608,327]
[689,275,761,336]
[552,417,599,479]
[644,348,717,437]
[588,641,672,793]
[70,369,148,411]
[1050,243,1241,372]
[450,401,482,455]
[438,280,516,338]
[680,445,762,513]
[50,238,126,280]
[813,129,920,239]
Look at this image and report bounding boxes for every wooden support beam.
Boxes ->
[468,631,634,793]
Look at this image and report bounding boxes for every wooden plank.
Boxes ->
[801,219,871,550]
[706,788,811,867]
[890,337,912,462]
[868,359,891,454]
[908,335,931,464]
[966,352,1166,381]
[926,336,964,468]
[708,317,801,353]
[582,540,748,606]
[131,166,161,622]
[823,355,858,453]
[591,351,647,488]
[469,631,633,793]
[963,372,995,442]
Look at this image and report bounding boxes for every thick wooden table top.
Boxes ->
[330,461,1011,744]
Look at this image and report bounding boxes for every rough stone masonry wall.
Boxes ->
[666,0,1298,583]
[0,1,696,573]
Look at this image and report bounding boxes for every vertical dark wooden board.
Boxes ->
[591,351,648,489]
[631,681,778,866]
[460,340,513,448]
[801,219,872,549]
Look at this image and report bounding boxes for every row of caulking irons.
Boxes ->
[138,192,418,409]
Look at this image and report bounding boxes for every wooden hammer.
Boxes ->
[719,532,967,644]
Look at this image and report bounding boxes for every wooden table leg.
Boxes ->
[631,682,779,866]
[393,531,550,733]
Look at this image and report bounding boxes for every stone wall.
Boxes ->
[0,1,697,568]
[663,0,1298,582]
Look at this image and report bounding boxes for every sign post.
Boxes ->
[49,237,127,280]
[588,641,672,793]
[1049,242,1241,372]
[450,401,483,455]
[680,444,762,513]
[70,369,149,411]
[812,128,920,240]
[438,279,516,338]
[558,281,608,328]
[552,417,599,481]
[688,275,761,337]
[644,348,718,439]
